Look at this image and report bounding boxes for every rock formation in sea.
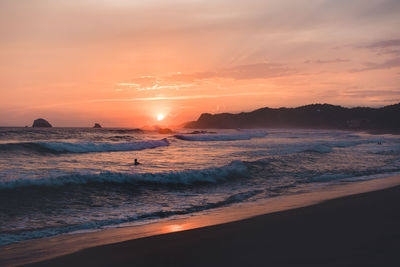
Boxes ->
[158,128,174,134]
[93,123,102,128]
[32,118,52,128]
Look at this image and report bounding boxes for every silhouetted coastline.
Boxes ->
[185,103,400,130]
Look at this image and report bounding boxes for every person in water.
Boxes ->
[134,159,140,165]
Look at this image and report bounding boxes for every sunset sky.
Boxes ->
[1,0,400,127]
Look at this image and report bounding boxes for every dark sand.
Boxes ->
[24,185,400,267]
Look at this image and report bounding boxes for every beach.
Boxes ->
[1,175,397,267]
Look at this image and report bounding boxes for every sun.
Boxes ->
[157,114,165,121]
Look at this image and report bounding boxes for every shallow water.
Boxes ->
[0,127,399,246]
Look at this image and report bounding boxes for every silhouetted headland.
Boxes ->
[93,123,102,128]
[32,118,52,128]
[185,103,400,130]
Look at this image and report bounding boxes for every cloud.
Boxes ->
[366,39,400,49]
[352,57,400,72]
[220,62,296,79]
[117,83,191,91]
[376,49,400,56]
[369,98,400,103]
[166,62,296,82]
[89,91,273,103]
[304,58,351,64]
[362,38,400,56]
[115,62,297,92]
[342,89,400,97]
[116,76,193,91]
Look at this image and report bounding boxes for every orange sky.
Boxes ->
[1,0,400,127]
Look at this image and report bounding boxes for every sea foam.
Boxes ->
[174,130,267,141]
[0,138,169,154]
[0,188,261,246]
[0,160,248,189]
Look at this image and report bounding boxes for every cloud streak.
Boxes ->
[89,91,274,103]
[116,83,191,91]
[366,39,400,49]
[353,57,400,72]
[342,89,400,97]
[304,58,351,64]
[166,62,296,83]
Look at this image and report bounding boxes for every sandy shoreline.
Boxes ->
[1,175,400,266]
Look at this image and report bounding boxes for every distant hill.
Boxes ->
[184,103,400,130]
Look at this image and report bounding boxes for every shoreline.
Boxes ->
[1,175,399,266]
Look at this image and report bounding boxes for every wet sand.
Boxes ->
[23,179,400,267]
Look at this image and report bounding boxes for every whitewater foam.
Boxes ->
[0,160,248,189]
[282,139,381,155]
[0,189,261,246]
[174,130,267,141]
[0,138,169,154]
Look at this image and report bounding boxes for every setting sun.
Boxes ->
[157,114,165,121]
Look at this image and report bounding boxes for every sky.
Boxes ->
[1,0,400,127]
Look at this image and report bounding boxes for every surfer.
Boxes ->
[134,159,140,165]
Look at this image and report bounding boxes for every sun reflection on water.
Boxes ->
[163,224,191,233]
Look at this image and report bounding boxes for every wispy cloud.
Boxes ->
[376,49,400,56]
[166,62,296,83]
[30,92,273,109]
[304,58,350,64]
[89,91,273,103]
[366,39,400,49]
[342,89,400,97]
[116,83,191,91]
[117,75,193,91]
[362,38,400,56]
[353,57,400,72]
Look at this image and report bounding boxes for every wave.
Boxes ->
[303,144,333,153]
[295,139,381,154]
[233,139,382,156]
[0,189,261,246]
[107,128,144,134]
[0,138,169,154]
[174,130,267,141]
[0,160,248,190]
[298,167,400,184]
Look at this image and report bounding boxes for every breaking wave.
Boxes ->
[0,189,261,246]
[174,130,267,141]
[0,138,169,154]
[0,160,248,190]
[295,140,381,154]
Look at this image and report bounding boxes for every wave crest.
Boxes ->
[174,130,267,141]
[0,138,169,154]
[297,140,380,154]
[0,188,261,246]
[0,160,248,189]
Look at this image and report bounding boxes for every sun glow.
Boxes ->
[157,114,165,121]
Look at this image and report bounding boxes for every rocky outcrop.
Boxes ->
[158,128,174,134]
[93,123,102,128]
[184,103,400,130]
[32,118,52,128]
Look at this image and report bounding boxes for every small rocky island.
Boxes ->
[32,118,52,128]
[158,128,174,134]
[93,123,102,128]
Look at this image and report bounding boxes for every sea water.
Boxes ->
[0,127,399,246]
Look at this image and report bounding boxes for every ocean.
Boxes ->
[0,127,399,246]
